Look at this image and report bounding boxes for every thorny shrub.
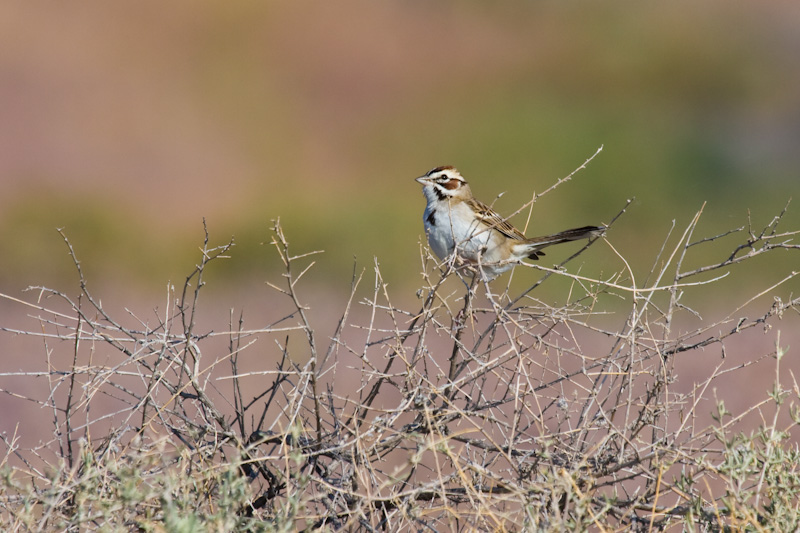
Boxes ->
[0,201,799,531]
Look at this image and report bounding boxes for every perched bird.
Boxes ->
[416,166,604,278]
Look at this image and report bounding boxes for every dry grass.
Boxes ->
[0,199,798,531]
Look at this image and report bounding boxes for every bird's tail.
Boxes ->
[513,225,606,260]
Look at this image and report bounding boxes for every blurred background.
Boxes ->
[0,0,799,457]
[1,0,798,298]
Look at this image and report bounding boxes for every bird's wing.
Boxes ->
[468,198,526,241]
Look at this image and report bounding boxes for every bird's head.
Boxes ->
[415,166,472,203]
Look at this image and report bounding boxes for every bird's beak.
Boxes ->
[415,176,429,185]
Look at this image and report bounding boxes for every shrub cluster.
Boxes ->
[0,207,798,531]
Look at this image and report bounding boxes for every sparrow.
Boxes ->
[416,166,604,278]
